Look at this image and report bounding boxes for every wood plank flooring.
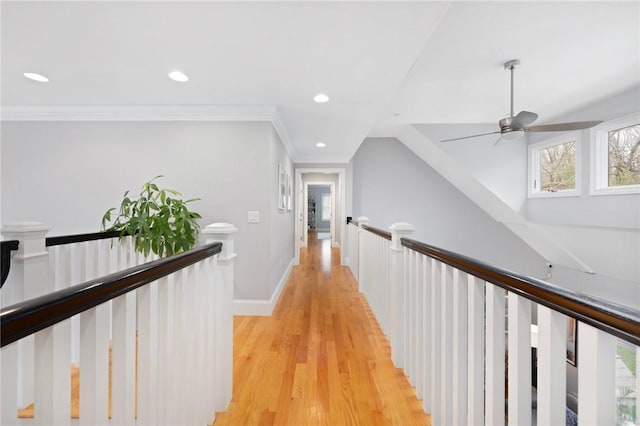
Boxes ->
[214,232,430,426]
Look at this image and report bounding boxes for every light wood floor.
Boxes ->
[214,232,430,426]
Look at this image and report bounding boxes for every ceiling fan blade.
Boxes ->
[511,111,538,128]
[440,131,501,143]
[526,120,603,132]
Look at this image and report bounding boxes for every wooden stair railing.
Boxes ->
[1,222,235,426]
[349,220,640,426]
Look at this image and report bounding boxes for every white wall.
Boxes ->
[414,123,528,214]
[1,120,295,303]
[352,137,548,278]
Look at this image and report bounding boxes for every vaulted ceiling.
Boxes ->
[2,1,639,163]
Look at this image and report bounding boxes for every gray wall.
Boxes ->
[1,120,295,301]
[269,127,295,296]
[352,137,548,277]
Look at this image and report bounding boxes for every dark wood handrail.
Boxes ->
[362,224,392,241]
[401,237,640,346]
[1,240,19,288]
[1,242,222,347]
[46,230,126,247]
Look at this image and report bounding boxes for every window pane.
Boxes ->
[539,141,576,192]
[608,124,640,187]
[616,340,638,426]
[321,194,331,221]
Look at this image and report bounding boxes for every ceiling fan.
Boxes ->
[441,59,602,144]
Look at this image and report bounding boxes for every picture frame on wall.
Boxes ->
[286,174,292,211]
[567,317,577,366]
[278,164,286,210]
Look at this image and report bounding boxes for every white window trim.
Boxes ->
[590,112,640,196]
[528,132,582,198]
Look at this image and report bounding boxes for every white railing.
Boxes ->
[0,222,236,425]
[347,220,640,426]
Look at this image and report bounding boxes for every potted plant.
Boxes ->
[101,175,202,257]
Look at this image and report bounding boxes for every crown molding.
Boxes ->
[0,104,277,122]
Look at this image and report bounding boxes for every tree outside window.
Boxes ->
[608,124,640,187]
[539,141,576,192]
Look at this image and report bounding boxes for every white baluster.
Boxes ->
[421,254,431,413]
[414,252,425,401]
[537,306,566,425]
[507,293,531,425]
[407,249,416,383]
[429,258,442,424]
[157,274,175,425]
[451,269,468,425]
[79,304,110,425]
[111,290,136,425]
[467,275,484,425]
[1,343,20,426]
[137,280,159,425]
[486,283,505,426]
[34,321,71,425]
[440,263,453,425]
[578,322,616,425]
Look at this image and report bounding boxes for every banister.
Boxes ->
[401,237,640,346]
[45,229,126,247]
[1,240,19,288]
[361,224,392,241]
[0,242,222,347]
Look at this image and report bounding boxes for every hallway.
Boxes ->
[214,232,430,425]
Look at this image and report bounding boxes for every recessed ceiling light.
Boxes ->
[168,70,189,82]
[24,72,48,82]
[313,93,330,103]
[316,142,326,148]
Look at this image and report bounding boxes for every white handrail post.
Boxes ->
[203,222,238,414]
[388,222,414,368]
[1,222,50,411]
[356,216,369,289]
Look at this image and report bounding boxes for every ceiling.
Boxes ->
[2,1,639,163]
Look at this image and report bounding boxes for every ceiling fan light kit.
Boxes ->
[441,59,603,143]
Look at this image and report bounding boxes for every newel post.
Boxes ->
[1,222,50,304]
[388,222,415,368]
[356,216,369,289]
[1,222,50,413]
[202,222,238,413]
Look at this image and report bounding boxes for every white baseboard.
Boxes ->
[233,258,294,316]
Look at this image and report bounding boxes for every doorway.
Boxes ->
[307,184,333,244]
[294,168,346,266]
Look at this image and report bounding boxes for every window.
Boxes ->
[591,113,640,195]
[321,193,331,221]
[529,133,581,197]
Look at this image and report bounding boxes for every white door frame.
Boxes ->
[294,167,346,266]
[304,181,336,247]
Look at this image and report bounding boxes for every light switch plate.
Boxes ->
[248,211,260,223]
